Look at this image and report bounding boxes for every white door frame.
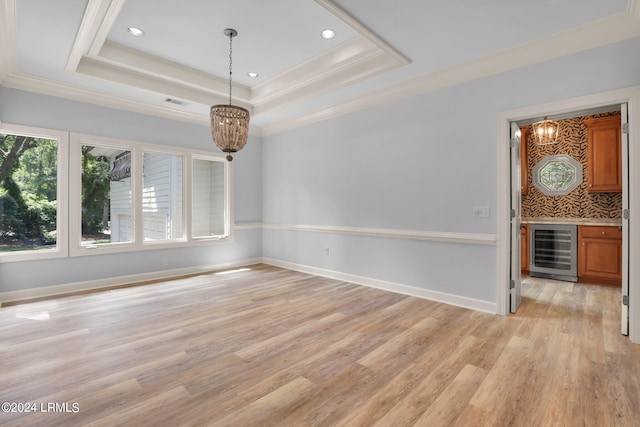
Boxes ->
[496,86,640,344]
[510,122,522,313]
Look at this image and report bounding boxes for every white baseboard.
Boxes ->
[0,257,263,305]
[262,258,497,314]
[1,256,497,315]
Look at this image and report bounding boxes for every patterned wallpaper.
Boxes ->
[521,112,622,219]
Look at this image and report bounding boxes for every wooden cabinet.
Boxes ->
[521,223,529,274]
[584,116,622,192]
[578,225,622,286]
[520,127,529,195]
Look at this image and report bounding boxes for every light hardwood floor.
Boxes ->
[1,265,639,426]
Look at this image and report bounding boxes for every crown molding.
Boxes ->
[0,0,17,82]
[1,71,262,136]
[253,44,396,115]
[2,72,208,124]
[261,11,640,136]
[66,0,119,71]
[83,36,400,116]
[61,0,409,118]
[87,0,126,57]
[251,36,379,104]
[75,56,253,112]
[96,41,249,100]
[5,0,638,139]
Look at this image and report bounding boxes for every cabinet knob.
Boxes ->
[602,231,605,235]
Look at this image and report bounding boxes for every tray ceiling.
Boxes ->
[1,0,639,136]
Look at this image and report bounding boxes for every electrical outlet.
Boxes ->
[324,247,330,255]
[473,206,490,218]
[162,257,169,267]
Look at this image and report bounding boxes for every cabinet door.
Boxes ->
[521,224,529,273]
[578,226,622,286]
[584,116,621,192]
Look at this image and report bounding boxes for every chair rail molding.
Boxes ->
[261,223,497,246]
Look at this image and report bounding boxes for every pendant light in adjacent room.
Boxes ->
[532,116,559,145]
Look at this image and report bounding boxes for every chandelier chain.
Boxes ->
[228,32,233,105]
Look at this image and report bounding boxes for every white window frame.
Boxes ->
[69,133,232,257]
[0,123,68,263]
[190,153,232,242]
[69,133,138,256]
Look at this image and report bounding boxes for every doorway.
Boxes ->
[496,86,640,344]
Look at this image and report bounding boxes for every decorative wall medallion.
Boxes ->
[532,154,582,196]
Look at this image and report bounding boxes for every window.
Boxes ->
[143,152,184,241]
[0,124,68,262]
[70,134,229,256]
[192,157,227,239]
[1,128,229,262]
[80,145,132,246]
[532,154,583,196]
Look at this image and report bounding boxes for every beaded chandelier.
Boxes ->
[210,28,250,161]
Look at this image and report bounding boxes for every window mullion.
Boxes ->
[69,134,83,257]
[132,148,144,246]
[185,154,194,242]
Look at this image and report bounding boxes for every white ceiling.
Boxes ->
[1,0,639,136]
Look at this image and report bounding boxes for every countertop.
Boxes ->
[522,217,622,226]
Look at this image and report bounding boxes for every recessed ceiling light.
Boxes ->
[247,72,259,78]
[127,27,145,37]
[321,29,335,39]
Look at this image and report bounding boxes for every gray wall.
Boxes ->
[2,36,640,302]
[0,88,262,291]
[262,37,640,303]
